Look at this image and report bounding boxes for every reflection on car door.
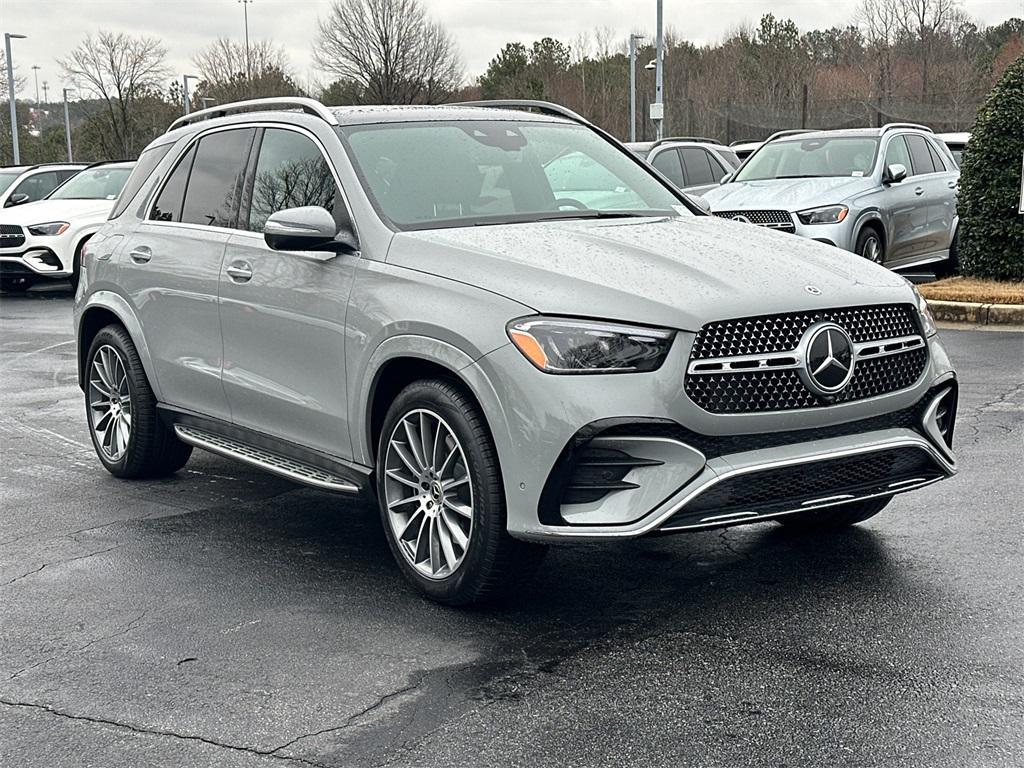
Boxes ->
[118,127,256,421]
[218,126,357,459]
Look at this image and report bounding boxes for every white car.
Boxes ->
[937,132,970,166]
[0,162,134,292]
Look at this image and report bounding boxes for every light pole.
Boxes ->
[5,32,27,165]
[239,0,253,80]
[31,65,40,104]
[628,34,644,142]
[62,88,74,161]
[42,81,49,104]
[182,74,201,115]
[653,0,664,140]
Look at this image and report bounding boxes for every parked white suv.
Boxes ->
[0,162,134,292]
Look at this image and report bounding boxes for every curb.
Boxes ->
[925,299,1024,326]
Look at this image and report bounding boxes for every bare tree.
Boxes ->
[894,0,961,99]
[858,0,903,103]
[313,0,463,104]
[194,37,293,85]
[59,30,168,157]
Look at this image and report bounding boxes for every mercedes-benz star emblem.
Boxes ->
[799,322,855,397]
[731,214,751,224]
[805,284,822,295]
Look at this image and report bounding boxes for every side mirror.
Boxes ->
[883,163,907,185]
[5,193,30,208]
[263,206,358,254]
[689,194,712,214]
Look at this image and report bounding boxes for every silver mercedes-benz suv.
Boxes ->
[703,124,960,274]
[74,98,958,605]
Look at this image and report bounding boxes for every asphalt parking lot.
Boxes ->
[1,286,1022,768]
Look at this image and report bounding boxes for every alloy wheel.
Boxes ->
[383,408,474,580]
[88,344,133,461]
[861,235,882,263]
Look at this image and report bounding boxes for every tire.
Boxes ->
[376,378,546,606]
[0,277,34,293]
[85,324,192,479]
[855,227,885,265]
[775,496,891,531]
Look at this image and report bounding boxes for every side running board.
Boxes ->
[174,425,361,494]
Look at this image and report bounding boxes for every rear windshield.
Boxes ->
[340,120,686,230]
[49,166,133,200]
[735,137,880,181]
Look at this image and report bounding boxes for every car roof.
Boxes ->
[328,104,571,126]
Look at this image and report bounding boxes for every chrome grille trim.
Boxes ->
[712,209,795,232]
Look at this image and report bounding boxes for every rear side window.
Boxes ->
[150,145,197,222]
[926,140,947,172]
[906,135,936,175]
[246,128,339,232]
[680,147,717,186]
[111,144,172,219]
[651,149,684,187]
[180,129,255,228]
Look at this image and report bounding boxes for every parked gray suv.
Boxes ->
[703,124,960,273]
[75,98,958,605]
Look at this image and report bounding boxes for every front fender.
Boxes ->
[351,334,511,469]
[76,289,163,401]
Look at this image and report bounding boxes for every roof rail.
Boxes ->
[167,97,339,133]
[881,122,934,134]
[447,99,589,125]
[763,128,816,143]
[83,159,132,169]
[653,136,723,147]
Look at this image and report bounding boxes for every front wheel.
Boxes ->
[85,325,192,478]
[855,228,885,265]
[775,496,891,531]
[377,379,546,605]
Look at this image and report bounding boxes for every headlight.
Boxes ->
[507,317,674,374]
[796,205,848,225]
[911,285,937,337]
[28,221,70,236]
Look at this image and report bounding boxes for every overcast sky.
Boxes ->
[4,0,1023,99]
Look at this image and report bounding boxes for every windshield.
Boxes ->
[0,171,20,196]
[340,120,687,230]
[48,167,133,200]
[735,137,880,181]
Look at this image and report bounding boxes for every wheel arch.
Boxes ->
[77,291,162,400]
[855,213,887,254]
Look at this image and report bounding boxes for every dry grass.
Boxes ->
[919,277,1024,305]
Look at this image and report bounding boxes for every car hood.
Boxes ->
[387,216,915,332]
[702,176,874,212]
[0,198,114,225]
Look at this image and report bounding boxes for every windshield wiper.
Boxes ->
[772,174,827,179]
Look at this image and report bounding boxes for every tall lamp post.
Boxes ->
[182,74,201,115]
[239,0,253,80]
[62,88,75,161]
[31,65,40,104]
[628,34,644,143]
[5,32,27,165]
[653,0,664,140]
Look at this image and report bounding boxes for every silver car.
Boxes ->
[74,99,958,605]
[625,138,741,196]
[704,124,960,274]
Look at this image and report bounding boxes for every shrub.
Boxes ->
[957,54,1024,281]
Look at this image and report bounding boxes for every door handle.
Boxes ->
[225,261,253,282]
[914,187,925,196]
[128,245,152,264]
[947,181,958,189]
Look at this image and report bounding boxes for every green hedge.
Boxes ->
[958,54,1024,281]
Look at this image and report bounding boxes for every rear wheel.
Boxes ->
[377,378,546,605]
[85,325,192,478]
[855,227,885,265]
[775,496,891,531]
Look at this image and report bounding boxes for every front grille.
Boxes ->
[685,304,927,413]
[713,209,795,232]
[661,447,943,528]
[0,224,25,248]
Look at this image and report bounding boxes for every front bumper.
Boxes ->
[469,332,956,543]
[791,215,859,252]
[0,247,71,277]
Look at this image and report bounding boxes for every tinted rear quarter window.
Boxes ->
[180,128,255,228]
[680,147,717,186]
[150,145,197,222]
[111,145,172,219]
[651,149,684,187]
[906,135,936,175]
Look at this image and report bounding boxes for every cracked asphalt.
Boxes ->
[1,287,1022,768]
